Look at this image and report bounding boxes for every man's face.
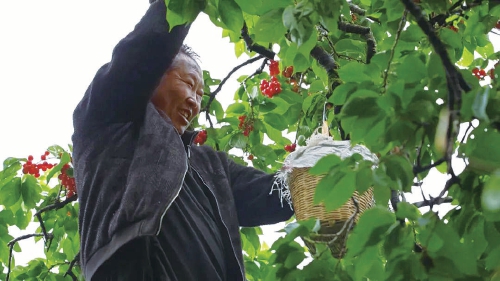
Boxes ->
[152,54,204,135]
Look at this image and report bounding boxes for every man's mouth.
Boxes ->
[179,109,191,121]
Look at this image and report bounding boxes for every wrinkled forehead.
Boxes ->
[172,53,203,81]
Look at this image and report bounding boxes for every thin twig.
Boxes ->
[382,9,408,93]
[202,55,264,112]
[35,194,78,217]
[242,58,268,86]
[413,197,453,208]
[413,157,446,174]
[6,233,48,281]
[63,252,80,281]
[460,121,474,143]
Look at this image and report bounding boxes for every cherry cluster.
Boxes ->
[58,163,76,197]
[284,143,297,153]
[22,152,55,178]
[238,115,254,136]
[472,67,495,80]
[194,130,207,145]
[260,76,282,98]
[269,60,280,76]
[473,68,487,79]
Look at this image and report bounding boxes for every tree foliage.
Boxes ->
[2,0,500,280]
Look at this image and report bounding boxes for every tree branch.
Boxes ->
[241,23,275,60]
[399,0,471,93]
[413,196,453,208]
[6,233,50,281]
[34,194,78,217]
[382,9,408,93]
[202,55,264,113]
[413,157,446,174]
[63,252,80,281]
[337,21,377,63]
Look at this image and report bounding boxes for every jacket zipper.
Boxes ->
[190,165,243,279]
[155,135,191,236]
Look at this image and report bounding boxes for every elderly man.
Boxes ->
[71,1,293,280]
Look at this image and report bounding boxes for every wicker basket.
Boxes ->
[289,167,375,258]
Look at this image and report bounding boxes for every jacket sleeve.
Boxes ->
[228,160,294,227]
[74,1,191,125]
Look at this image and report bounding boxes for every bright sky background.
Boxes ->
[0,0,489,269]
[0,0,285,267]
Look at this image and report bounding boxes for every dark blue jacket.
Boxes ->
[71,1,293,280]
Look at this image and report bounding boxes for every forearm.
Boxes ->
[230,161,294,227]
[76,1,190,124]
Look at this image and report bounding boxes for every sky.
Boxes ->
[0,0,284,267]
[0,0,482,269]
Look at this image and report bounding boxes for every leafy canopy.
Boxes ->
[2,0,500,280]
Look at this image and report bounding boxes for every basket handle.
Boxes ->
[322,102,329,137]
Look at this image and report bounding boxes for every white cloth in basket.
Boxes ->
[271,134,379,209]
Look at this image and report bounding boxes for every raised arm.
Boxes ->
[74,1,191,126]
[229,160,294,227]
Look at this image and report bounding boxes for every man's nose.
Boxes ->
[186,95,199,112]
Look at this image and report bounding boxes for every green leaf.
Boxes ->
[466,129,500,173]
[472,87,490,122]
[346,207,396,257]
[311,60,328,86]
[309,154,342,175]
[226,103,246,115]
[21,175,42,209]
[210,99,225,121]
[338,62,372,82]
[0,177,22,208]
[329,83,357,105]
[253,9,287,42]
[395,54,426,83]
[396,202,421,221]
[354,246,379,281]
[241,227,261,257]
[166,0,204,28]
[356,165,373,194]
[315,171,356,212]
[229,133,247,149]
[46,152,71,184]
[485,246,500,270]
[3,157,23,171]
[382,155,414,192]
[482,171,500,221]
[341,92,380,119]
[284,251,305,269]
[235,0,291,15]
[16,208,31,230]
[218,0,244,33]
[263,113,288,131]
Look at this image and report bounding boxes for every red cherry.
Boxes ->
[282,66,293,78]
[248,154,254,160]
[28,155,34,161]
[269,60,280,76]
[45,151,50,156]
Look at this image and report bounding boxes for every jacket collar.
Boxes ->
[181,130,198,146]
